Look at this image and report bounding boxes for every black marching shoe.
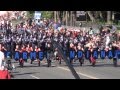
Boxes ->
[47,60,51,67]
[30,61,33,64]
[113,58,117,67]
[38,61,40,66]
[92,62,95,67]
[59,59,61,65]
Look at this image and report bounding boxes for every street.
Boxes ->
[11,59,120,79]
[0,11,120,79]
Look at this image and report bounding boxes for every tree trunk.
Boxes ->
[54,11,57,22]
[66,11,68,26]
[94,11,99,19]
[87,11,96,22]
[107,11,111,24]
[62,11,66,25]
[99,11,103,19]
[112,11,115,21]
[56,11,59,21]
[70,11,73,26]
[68,11,70,26]
[73,11,76,26]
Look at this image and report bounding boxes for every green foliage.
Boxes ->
[26,11,53,19]
[41,11,53,19]
[27,11,34,18]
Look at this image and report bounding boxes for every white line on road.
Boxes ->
[30,75,40,79]
[57,67,99,79]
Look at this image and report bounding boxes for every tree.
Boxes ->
[54,11,57,22]
[27,11,34,19]
[41,11,53,19]
[107,11,111,24]
[66,11,68,26]
[27,11,53,19]
[70,11,73,26]
[87,11,96,22]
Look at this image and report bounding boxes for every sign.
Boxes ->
[77,11,86,17]
[34,11,41,20]
[3,49,120,60]
[76,11,86,21]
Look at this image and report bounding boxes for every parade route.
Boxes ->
[11,59,120,79]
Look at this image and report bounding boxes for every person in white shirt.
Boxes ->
[0,44,5,70]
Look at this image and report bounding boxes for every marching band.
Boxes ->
[0,18,119,68]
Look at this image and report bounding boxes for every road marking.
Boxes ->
[30,75,40,79]
[57,67,99,79]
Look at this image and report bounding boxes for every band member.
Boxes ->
[112,41,119,67]
[1,45,7,52]
[15,45,20,51]
[15,45,20,61]
[21,45,26,52]
[6,36,11,52]
[26,44,31,53]
[69,43,75,64]
[18,45,25,67]
[77,43,84,66]
[1,45,7,59]
[89,47,96,67]
[105,34,110,47]
[73,45,77,62]
[46,42,52,67]
[54,48,59,60]
[35,45,41,66]
[28,44,34,64]
[54,47,62,64]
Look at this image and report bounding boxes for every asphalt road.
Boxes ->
[10,59,120,79]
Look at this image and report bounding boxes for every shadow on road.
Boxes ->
[71,63,120,68]
[93,64,120,67]
[13,72,39,76]
[16,63,59,68]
